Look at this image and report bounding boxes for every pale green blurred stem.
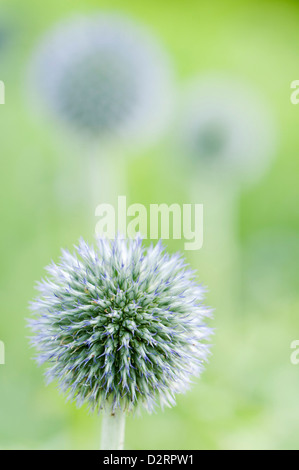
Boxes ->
[101,409,126,450]
[89,149,124,207]
[88,146,127,231]
[190,173,241,315]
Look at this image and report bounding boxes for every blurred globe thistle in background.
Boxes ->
[179,74,276,185]
[28,13,174,148]
[27,12,174,213]
[28,236,212,448]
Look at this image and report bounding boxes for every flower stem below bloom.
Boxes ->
[100,409,126,450]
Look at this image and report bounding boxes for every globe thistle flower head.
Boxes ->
[28,236,212,414]
[179,75,276,184]
[28,13,173,148]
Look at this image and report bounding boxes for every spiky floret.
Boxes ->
[29,236,212,413]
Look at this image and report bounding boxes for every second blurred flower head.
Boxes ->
[179,74,277,185]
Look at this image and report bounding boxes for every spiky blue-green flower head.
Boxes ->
[28,13,173,145]
[28,236,212,413]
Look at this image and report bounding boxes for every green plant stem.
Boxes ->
[100,409,126,450]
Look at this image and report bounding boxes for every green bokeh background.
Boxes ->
[1,0,299,450]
